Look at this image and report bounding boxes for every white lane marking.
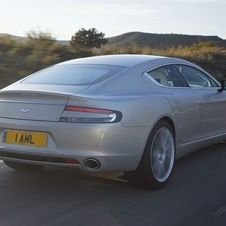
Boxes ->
[214,206,226,216]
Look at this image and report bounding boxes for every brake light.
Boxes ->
[60,106,122,123]
[64,106,113,114]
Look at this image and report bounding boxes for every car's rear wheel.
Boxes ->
[127,120,175,189]
[3,160,44,171]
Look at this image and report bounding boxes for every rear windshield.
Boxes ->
[22,64,126,85]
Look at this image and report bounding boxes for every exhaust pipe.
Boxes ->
[84,158,101,170]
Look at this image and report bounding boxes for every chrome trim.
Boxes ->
[20,108,30,113]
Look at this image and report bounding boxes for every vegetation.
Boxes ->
[70,28,107,49]
[102,41,226,80]
[0,29,225,89]
[0,31,92,88]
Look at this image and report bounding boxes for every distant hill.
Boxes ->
[0,33,28,43]
[0,33,68,45]
[1,32,226,49]
[107,32,226,49]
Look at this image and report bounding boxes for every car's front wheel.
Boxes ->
[3,160,44,171]
[128,120,175,189]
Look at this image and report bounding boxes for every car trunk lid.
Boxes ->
[0,86,88,121]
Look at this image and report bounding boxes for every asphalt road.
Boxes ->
[1,144,226,226]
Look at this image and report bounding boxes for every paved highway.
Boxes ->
[0,144,226,226]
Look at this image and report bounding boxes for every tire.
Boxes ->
[3,160,44,171]
[127,120,175,189]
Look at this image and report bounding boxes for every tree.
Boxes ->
[70,28,107,49]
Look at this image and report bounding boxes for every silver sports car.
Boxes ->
[0,54,225,189]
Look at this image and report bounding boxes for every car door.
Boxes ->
[175,64,226,138]
[146,65,203,143]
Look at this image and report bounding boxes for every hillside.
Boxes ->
[0,33,28,43]
[0,33,68,45]
[0,32,226,88]
[1,32,226,49]
[107,32,226,49]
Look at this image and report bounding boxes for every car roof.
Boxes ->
[59,54,167,67]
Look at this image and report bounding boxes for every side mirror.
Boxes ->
[218,80,226,92]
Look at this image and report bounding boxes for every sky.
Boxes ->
[0,0,226,40]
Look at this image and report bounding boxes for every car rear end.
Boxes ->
[0,63,149,172]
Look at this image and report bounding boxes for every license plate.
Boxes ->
[5,130,48,148]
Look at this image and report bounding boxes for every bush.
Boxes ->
[0,31,93,88]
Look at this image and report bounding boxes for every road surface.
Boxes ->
[0,143,226,226]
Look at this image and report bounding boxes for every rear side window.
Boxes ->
[175,65,218,88]
[147,65,188,87]
[23,64,125,85]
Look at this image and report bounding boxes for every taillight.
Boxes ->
[60,106,122,123]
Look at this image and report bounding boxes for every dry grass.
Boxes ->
[99,42,226,80]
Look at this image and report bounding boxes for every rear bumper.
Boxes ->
[0,148,80,166]
[0,118,150,172]
[0,147,141,172]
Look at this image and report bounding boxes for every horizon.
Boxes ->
[1,0,226,40]
[1,31,226,41]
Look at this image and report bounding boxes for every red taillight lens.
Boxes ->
[64,106,113,114]
[60,106,122,123]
